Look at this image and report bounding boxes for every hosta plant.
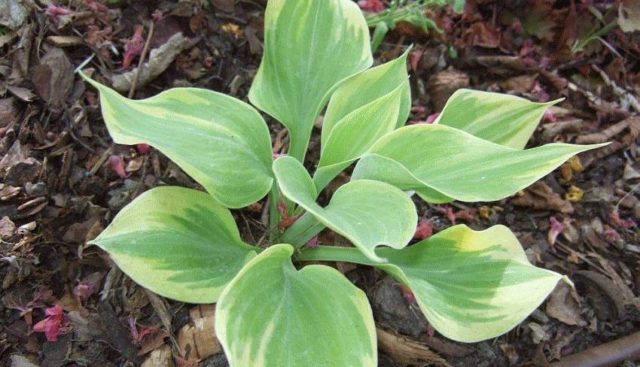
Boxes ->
[82,0,604,365]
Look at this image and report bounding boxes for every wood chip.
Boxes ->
[377,327,451,367]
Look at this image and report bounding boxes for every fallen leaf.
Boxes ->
[0,216,16,240]
[414,219,433,240]
[619,0,640,33]
[111,33,195,92]
[123,25,145,70]
[512,181,574,214]
[377,327,451,367]
[0,0,28,30]
[548,216,564,247]
[177,307,221,361]
[546,282,587,326]
[31,48,74,107]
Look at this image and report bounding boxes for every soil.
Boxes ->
[1,0,639,366]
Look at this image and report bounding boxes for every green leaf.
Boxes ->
[313,53,411,190]
[321,51,411,144]
[436,89,558,149]
[217,244,376,367]
[82,75,273,209]
[248,0,372,160]
[376,225,563,342]
[273,156,416,262]
[352,124,605,203]
[89,187,257,303]
[314,86,403,191]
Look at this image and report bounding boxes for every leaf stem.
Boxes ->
[268,184,281,243]
[295,245,377,266]
[280,212,324,248]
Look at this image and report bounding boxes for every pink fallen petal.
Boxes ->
[414,219,433,240]
[603,226,622,243]
[45,4,73,17]
[543,110,557,123]
[122,25,145,69]
[306,236,319,249]
[84,0,109,13]
[33,305,66,342]
[610,210,636,229]
[548,216,564,247]
[136,143,151,155]
[73,282,96,300]
[425,112,440,124]
[109,155,129,178]
[532,82,550,102]
[409,50,423,73]
[45,304,64,317]
[435,206,456,225]
[398,284,416,305]
[358,0,385,13]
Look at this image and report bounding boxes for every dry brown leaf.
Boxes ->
[427,69,470,111]
[377,327,451,367]
[546,282,587,326]
[141,344,174,367]
[511,181,574,213]
[31,48,74,107]
[177,306,221,361]
[111,33,196,92]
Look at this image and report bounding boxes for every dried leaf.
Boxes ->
[31,48,74,106]
[377,327,451,367]
[0,0,28,30]
[546,282,586,326]
[619,0,640,33]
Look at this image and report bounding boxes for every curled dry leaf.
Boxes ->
[512,181,574,214]
[141,344,173,367]
[427,70,470,111]
[548,216,564,247]
[31,48,74,107]
[377,327,451,367]
[177,305,221,361]
[546,282,587,326]
[111,33,195,92]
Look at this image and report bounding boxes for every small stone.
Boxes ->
[0,216,16,240]
[372,276,428,338]
[634,203,640,220]
[25,182,47,197]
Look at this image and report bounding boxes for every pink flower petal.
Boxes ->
[548,216,564,247]
[414,219,433,240]
[109,155,129,178]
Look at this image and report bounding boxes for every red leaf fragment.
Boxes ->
[73,282,96,300]
[543,110,557,123]
[128,317,161,346]
[434,206,456,225]
[398,284,416,305]
[32,305,68,342]
[136,143,151,155]
[531,81,550,102]
[610,210,636,229]
[425,112,439,124]
[358,0,385,13]
[84,0,109,13]
[409,50,423,73]
[306,236,319,248]
[109,155,129,178]
[45,4,73,17]
[122,25,145,70]
[414,219,433,240]
[548,216,564,247]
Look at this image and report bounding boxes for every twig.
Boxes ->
[591,64,640,113]
[550,331,640,367]
[128,21,155,98]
